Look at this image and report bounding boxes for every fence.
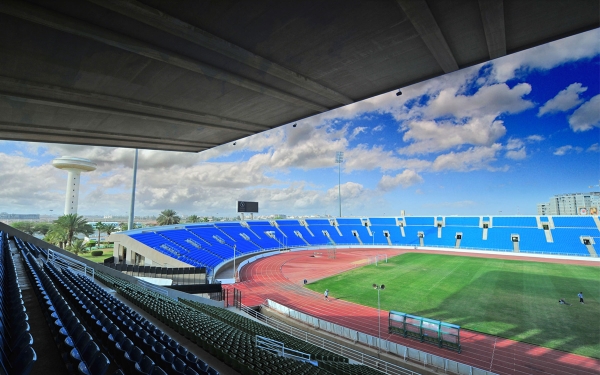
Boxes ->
[47,249,95,280]
[264,300,497,375]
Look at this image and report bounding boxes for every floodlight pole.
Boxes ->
[128,149,138,230]
[335,152,344,217]
[233,244,237,280]
[373,283,385,358]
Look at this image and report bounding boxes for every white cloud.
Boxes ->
[350,126,367,139]
[432,144,503,172]
[377,170,424,192]
[504,138,526,160]
[399,116,506,155]
[491,29,600,82]
[538,83,587,116]
[526,135,545,143]
[0,153,65,213]
[587,143,599,153]
[506,138,524,150]
[553,145,583,156]
[568,95,600,132]
[426,83,534,119]
[372,125,384,132]
[505,148,526,160]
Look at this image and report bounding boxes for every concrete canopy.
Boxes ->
[0,0,597,152]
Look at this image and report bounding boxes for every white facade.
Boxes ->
[538,192,600,215]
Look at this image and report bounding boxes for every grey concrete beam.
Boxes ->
[0,131,204,152]
[0,121,219,148]
[0,0,329,113]
[0,91,258,135]
[479,0,506,59]
[0,76,270,132]
[396,0,459,73]
[87,0,353,106]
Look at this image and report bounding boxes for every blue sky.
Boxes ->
[0,29,598,218]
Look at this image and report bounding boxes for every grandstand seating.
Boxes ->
[122,216,599,270]
[97,272,384,375]
[0,232,37,375]
[492,217,537,227]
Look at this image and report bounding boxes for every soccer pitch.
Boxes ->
[305,253,600,358]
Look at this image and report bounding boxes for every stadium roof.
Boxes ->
[0,0,597,152]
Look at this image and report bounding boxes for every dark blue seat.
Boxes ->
[124,346,144,374]
[135,355,155,375]
[79,352,109,375]
[172,357,187,374]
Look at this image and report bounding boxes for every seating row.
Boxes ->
[18,245,106,375]
[96,272,353,375]
[0,232,36,375]
[53,264,216,375]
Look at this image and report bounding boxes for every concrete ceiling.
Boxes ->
[0,0,597,152]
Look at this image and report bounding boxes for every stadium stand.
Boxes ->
[0,232,37,375]
[119,216,599,272]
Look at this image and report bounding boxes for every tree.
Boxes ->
[54,214,94,247]
[44,226,68,248]
[118,222,128,231]
[201,217,210,222]
[33,222,52,236]
[104,223,117,242]
[11,221,36,235]
[68,238,88,256]
[186,215,200,223]
[157,209,180,226]
[95,222,106,245]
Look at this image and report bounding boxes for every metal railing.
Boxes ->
[47,249,94,280]
[259,300,498,375]
[255,335,312,363]
[239,303,420,375]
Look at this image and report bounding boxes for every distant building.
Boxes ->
[0,212,40,220]
[537,193,600,215]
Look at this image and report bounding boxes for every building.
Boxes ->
[537,193,600,215]
[0,212,40,220]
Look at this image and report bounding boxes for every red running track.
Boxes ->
[227,248,600,375]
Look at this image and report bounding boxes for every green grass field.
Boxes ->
[305,253,600,358]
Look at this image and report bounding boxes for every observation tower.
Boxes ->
[52,156,96,215]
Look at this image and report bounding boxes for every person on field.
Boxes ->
[558,298,571,306]
[324,289,329,301]
[578,292,584,304]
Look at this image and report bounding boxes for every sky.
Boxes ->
[0,29,599,218]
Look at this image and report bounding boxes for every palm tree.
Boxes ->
[201,217,210,222]
[68,238,87,256]
[104,223,117,243]
[44,226,68,248]
[11,221,36,235]
[33,222,52,236]
[118,222,128,231]
[157,209,180,226]
[54,214,94,247]
[186,215,200,223]
[95,222,106,245]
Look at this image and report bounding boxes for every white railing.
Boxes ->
[255,335,312,363]
[47,249,94,280]
[239,303,419,375]
[263,300,498,375]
